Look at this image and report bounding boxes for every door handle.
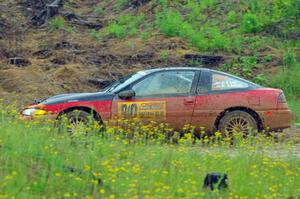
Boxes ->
[184,98,194,105]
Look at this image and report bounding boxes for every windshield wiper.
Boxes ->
[105,74,134,93]
[106,81,121,93]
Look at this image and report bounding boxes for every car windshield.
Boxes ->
[103,72,145,93]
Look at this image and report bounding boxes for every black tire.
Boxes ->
[60,110,95,134]
[218,110,258,135]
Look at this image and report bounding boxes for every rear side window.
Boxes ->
[212,73,249,91]
[197,71,250,93]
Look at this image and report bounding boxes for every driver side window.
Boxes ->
[132,71,195,96]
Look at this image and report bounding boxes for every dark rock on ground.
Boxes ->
[51,58,66,65]
[33,49,52,59]
[131,0,151,8]
[184,54,225,67]
[85,56,102,67]
[8,57,31,67]
[20,0,63,26]
[63,12,103,30]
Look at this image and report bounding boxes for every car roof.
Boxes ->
[140,67,208,74]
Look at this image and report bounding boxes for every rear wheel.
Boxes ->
[218,111,258,135]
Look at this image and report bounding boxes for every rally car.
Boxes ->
[20,67,292,133]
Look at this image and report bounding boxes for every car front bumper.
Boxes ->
[19,113,58,121]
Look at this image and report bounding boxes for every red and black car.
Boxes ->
[20,67,292,133]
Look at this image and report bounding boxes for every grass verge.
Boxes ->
[0,113,300,198]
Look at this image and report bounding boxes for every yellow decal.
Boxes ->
[118,101,166,120]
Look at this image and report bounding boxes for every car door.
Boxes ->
[111,70,199,130]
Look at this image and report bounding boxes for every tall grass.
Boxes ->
[0,108,300,198]
[102,14,144,39]
[269,50,300,122]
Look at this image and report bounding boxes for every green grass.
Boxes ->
[269,53,300,124]
[102,14,144,39]
[48,17,65,30]
[0,113,300,198]
[289,98,300,123]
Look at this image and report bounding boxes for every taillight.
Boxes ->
[278,92,287,103]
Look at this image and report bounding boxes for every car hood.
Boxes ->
[41,92,115,105]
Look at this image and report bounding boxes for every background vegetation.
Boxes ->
[0,0,299,113]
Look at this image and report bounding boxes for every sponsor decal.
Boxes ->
[118,101,166,120]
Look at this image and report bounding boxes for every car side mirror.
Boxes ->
[118,90,136,99]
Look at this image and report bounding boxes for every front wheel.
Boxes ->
[218,111,258,135]
[58,110,99,135]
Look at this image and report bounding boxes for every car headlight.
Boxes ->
[22,108,47,116]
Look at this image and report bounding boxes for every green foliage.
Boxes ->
[156,0,168,7]
[65,26,74,34]
[283,49,297,68]
[159,50,169,63]
[93,5,103,16]
[253,74,268,85]
[63,2,72,10]
[89,29,101,40]
[241,13,263,33]
[104,23,127,38]
[155,10,183,37]
[273,0,300,20]
[206,26,229,50]
[115,0,129,10]
[270,64,300,98]
[140,31,150,41]
[262,55,273,63]
[155,10,229,51]
[199,0,215,8]
[185,1,205,23]
[288,98,300,123]
[49,17,64,30]
[238,56,257,76]
[103,14,144,39]
[227,11,236,24]
[268,48,298,98]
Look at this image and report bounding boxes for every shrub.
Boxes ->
[102,14,144,39]
[227,11,236,24]
[156,9,229,51]
[206,27,229,50]
[156,10,184,37]
[240,56,258,76]
[115,0,129,10]
[241,13,263,33]
[270,64,300,98]
[49,17,64,30]
[65,26,74,34]
[160,50,169,63]
[253,74,268,85]
[104,23,127,39]
[189,33,208,51]
[157,0,168,6]
[140,31,150,41]
[89,29,101,40]
[93,5,103,16]
[283,49,297,68]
